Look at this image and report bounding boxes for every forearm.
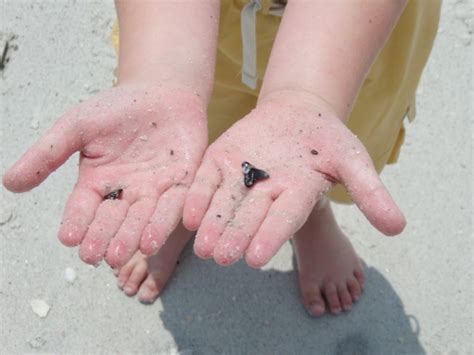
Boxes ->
[115,0,220,103]
[259,0,407,121]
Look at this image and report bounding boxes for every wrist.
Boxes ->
[257,89,345,123]
[117,62,214,105]
[112,82,210,113]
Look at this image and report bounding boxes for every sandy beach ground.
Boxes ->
[0,1,472,354]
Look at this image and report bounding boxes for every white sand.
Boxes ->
[0,0,472,353]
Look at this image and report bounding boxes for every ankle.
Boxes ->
[307,196,332,222]
[302,196,338,230]
[314,196,330,211]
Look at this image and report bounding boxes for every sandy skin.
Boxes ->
[183,100,405,268]
[3,85,208,269]
[4,92,401,314]
[116,99,400,315]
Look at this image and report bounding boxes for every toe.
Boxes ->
[324,283,342,315]
[298,274,326,317]
[354,268,365,289]
[347,276,362,302]
[337,283,353,311]
[123,262,148,296]
[137,274,162,304]
[308,302,325,317]
[117,260,137,289]
[301,285,325,317]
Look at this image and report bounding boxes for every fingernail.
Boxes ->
[332,307,342,314]
[343,303,352,311]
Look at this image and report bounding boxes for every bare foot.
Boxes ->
[116,223,193,303]
[293,197,365,317]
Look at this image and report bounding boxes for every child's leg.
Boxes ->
[116,222,192,303]
[293,196,364,317]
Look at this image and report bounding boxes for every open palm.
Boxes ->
[183,100,406,268]
[3,85,207,268]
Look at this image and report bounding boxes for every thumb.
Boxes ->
[3,112,83,193]
[336,150,406,236]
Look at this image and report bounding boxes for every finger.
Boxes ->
[336,153,406,236]
[140,185,187,256]
[58,187,103,247]
[183,158,221,231]
[245,189,318,268]
[79,199,129,265]
[105,197,157,268]
[3,111,82,192]
[193,181,245,259]
[213,190,273,266]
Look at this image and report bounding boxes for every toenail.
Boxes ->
[308,304,325,317]
[343,304,352,311]
[138,293,157,305]
[138,289,158,303]
[124,286,134,294]
[332,308,342,314]
[142,287,152,294]
[139,299,155,305]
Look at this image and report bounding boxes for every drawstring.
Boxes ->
[241,0,262,89]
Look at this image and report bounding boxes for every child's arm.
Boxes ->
[183,1,408,267]
[259,0,408,120]
[3,0,220,268]
[115,0,219,102]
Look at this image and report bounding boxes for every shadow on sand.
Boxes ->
[155,245,424,355]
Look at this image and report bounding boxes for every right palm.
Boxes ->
[3,85,208,268]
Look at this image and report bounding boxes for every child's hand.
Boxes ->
[3,85,207,268]
[183,100,405,268]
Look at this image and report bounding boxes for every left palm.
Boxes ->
[183,100,406,267]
